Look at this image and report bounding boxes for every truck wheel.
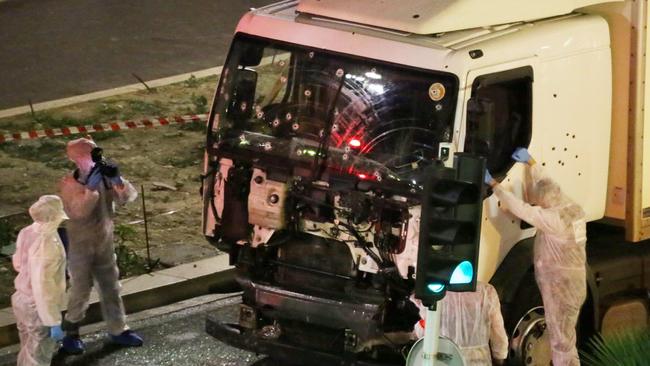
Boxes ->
[506,271,552,366]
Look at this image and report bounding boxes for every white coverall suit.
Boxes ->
[59,138,137,336]
[493,164,587,366]
[12,195,68,366]
[414,282,509,365]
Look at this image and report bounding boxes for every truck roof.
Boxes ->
[240,2,611,77]
[296,0,622,34]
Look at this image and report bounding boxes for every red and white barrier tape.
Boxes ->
[0,114,208,143]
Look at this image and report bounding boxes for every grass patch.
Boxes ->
[184,75,200,88]
[178,120,206,132]
[0,259,15,308]
[127,100,166,115]
[0,219,15,250]
[0,159,15,169]
[166,154,201,169]
[190,93,208,114]
[0,139,67,162]
[114,223,162,277]
[90,130,122,141]
[33,112,99,129]
[96,102,123,118]
[155,141,203,168]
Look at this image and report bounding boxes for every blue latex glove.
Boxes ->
[50,325,64,341]
[484,169,493,185]
[109,175,124,187]
[511,147,531,163]
[85,168,104,191]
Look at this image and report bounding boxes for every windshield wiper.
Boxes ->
[312,69,346,180]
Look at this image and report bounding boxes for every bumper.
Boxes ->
[205,317,402,366]
[248,282,384,340]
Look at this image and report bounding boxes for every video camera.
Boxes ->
[90,147,120,178]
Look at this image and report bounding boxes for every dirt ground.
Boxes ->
[0,75,221,307]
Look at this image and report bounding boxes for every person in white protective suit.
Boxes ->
[12,195,68,366]
[58,137,143,354]
[485,147,587,366]
[413,282,509,365]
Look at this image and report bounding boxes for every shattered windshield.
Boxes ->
[209,34,458,184]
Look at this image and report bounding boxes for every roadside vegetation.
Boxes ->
[581,330,650,365]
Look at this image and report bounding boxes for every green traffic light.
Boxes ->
[427,283,445,293]
[449,261,473,285]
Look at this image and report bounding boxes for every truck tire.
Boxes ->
[506,271,552,366]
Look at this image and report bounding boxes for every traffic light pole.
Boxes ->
[422,302,441,366]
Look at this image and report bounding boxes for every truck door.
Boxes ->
[460,61,537,283]
[462,61,551,365]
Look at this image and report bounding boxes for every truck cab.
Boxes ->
[201,1,650,364]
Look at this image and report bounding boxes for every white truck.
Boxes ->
[201,1,650,364]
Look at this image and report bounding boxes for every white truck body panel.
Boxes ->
[585,1,650,241]
[590,2,635,222]
[296,0,622,34]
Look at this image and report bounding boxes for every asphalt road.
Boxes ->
[0,294,266,366]
[0,0,274,110]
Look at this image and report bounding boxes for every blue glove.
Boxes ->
[85,168,104,191]
[109,175,124,187]
[511,147,531,163]
[484,169,493,185]
[50,325,64,341]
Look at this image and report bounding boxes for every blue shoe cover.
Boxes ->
[61,335,85,355]
[110,329,143,347]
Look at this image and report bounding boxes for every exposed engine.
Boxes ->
[210,157,422,358]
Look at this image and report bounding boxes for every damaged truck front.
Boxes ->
[202,30,459,365]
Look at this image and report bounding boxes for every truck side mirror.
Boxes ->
[226,69,258,122]
[239,43,265,67]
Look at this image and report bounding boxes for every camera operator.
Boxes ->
[58,137,143,354]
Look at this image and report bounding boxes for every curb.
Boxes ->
[0,254,236,348]
[0,114,208,144]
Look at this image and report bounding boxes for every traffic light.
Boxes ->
[415,153,486,306]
